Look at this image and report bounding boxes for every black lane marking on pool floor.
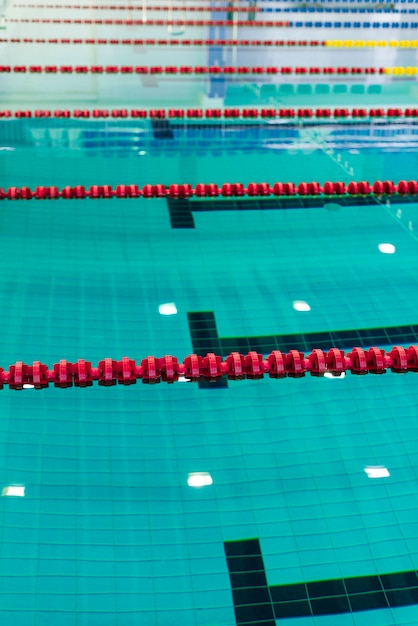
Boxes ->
[220,322,418,355]
[150,118,174,140]
[225,538,418,623]
[167,194,415,228]
[170,121,418,130]
[187,312,228,389]
[187,311,418,359]
[167,198,195,228]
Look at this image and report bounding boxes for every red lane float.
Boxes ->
[0,64,390,75]
[0,180,417,200]
[0,38,324,46]
[2,347,418,388]
[1,107,415,119]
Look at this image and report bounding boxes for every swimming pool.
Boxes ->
[1,3,418,625]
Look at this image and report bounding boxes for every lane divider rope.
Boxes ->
[218,0,418,3]
[8,17,418,28]
[192,0,418,3]
[11,2,418,14]
[1,106,417,119]
[0,37,325,46]
[325,39,418,47]
[12,3,263,11]
[1,180,418,200]
[0,64,412,75]
[14,0,418,4]
[2,38,417,47]
[1,347,417,388]
[383,66,418,75]
[5,17,291,26]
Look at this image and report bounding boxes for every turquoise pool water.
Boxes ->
[2,3,418,626]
